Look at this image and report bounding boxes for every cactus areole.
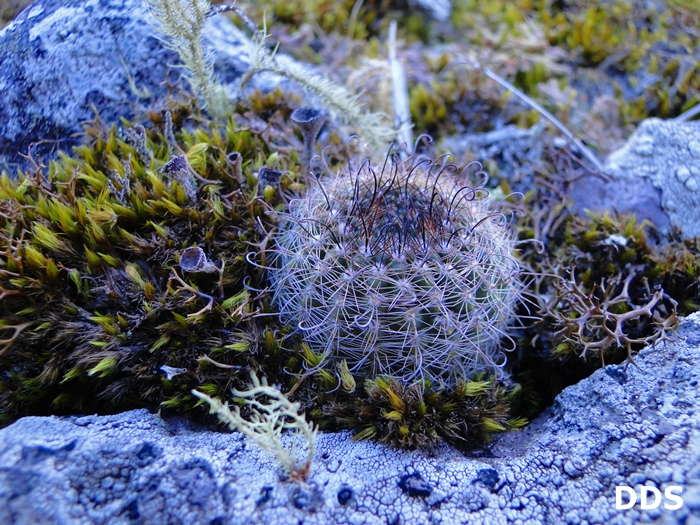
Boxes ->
[268,151,521,387]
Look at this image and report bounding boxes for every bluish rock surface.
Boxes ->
[571,118,700,239]
[1,314,698,524]
[0,0,251,174]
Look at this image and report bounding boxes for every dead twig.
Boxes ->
[547,269,678,365]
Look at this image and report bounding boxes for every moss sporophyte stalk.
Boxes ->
[266,149,522,388]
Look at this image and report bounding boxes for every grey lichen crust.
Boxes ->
[2,316,700,524]
[604,118,700,239]
[0,0,257,174]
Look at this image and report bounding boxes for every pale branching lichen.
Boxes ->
[192,373,317,482]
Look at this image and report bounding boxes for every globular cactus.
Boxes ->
[267,150,522,387]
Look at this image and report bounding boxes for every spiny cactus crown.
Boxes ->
[268,151,522,387]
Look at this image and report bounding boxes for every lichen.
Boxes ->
[193,372,317,482]
[0,0,697,448]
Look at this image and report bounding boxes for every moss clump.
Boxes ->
[551,212,697,312]
[323,376,525,449]
[408,72,513,136]
[451,0,700,126]
[0,104,310,424]
[239,0,432,43]
[533,210,696,366]
[505,151,693,418]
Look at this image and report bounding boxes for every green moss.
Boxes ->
[236,0,434,44]
[2,0,698,452]
[408,71,512,136]
[0,103,306,422]
[323,375,523,449]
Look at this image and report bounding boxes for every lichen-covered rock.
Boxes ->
[571,118,700,238]
[0,0,253,174]
[2,313,699,524]
[605,118,700,238]
[407,0,451,22]
[441,123,548,191]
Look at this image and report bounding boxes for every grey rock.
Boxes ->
[570,118,700,238]
[2,314,700,524]
[568,170,672,234]
[0,0,253,175]
[407,0,451,22]
[441,123,548,190]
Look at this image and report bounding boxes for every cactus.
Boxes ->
[267,150,522,387]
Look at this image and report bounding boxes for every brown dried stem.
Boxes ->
[548,270,678,365]
[0,321,35,355]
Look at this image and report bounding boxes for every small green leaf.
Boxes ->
[224,342,249,352]
[482,418,506,432]
[221,290,248,311]
[61,367,82,384]
[382,410,404,421]
[150,335,170,353]
[87,356,118,377]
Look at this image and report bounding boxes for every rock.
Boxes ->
[1,314,699,524]
[397,472,432,498]
[0,0,253,175]
[442,123,547,189]
[570,118,700,238]
[407,0,451,22]
[568,169,672,234]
